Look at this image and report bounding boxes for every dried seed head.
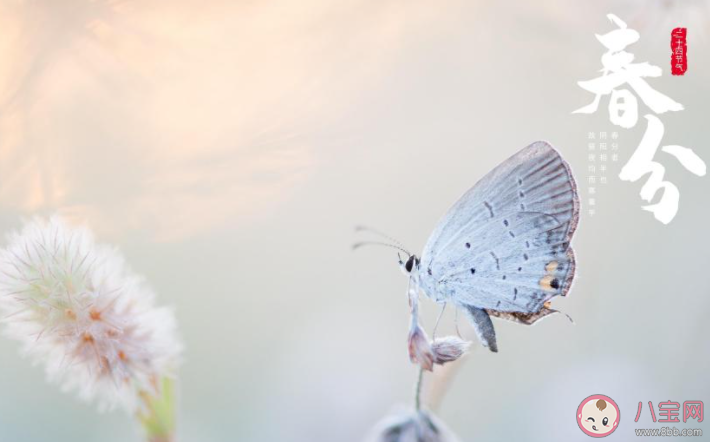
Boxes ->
[0,217,182,413]
[431,336,471,365]
[365,409,461,442]
[408,324,434,371]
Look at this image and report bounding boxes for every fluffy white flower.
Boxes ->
[0,217,182,413]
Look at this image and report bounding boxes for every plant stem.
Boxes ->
[138,377,177,442]
[414,367,424,411]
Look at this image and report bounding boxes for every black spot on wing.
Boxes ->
[489,251,500,270]
[484,201,495,218]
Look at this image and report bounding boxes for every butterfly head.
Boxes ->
[400,254,420,276]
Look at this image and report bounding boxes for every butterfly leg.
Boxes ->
[463,305,498,353]
[454,309,463,339]
[431,302,447,340]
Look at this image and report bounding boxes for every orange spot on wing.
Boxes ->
[539,275,555,291]
[545,261,559,273]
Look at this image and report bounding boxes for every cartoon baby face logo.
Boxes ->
[577,394,620,437]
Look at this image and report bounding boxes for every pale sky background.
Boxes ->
[0,1,708,441]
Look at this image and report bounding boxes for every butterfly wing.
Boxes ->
[419,141,579,316]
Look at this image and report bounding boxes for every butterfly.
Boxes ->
[396,141,580,355]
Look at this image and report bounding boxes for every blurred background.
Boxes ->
[0,0,708,441]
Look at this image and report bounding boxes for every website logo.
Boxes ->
[577,394,620,437]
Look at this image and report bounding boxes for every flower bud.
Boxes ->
[431,336,470,365]
[408,324,434,371]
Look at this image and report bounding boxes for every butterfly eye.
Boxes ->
[405,256,415,273]
[602,417,609,426]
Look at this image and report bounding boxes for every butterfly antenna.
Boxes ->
[355,225,408,250]
[352,241,411,257]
